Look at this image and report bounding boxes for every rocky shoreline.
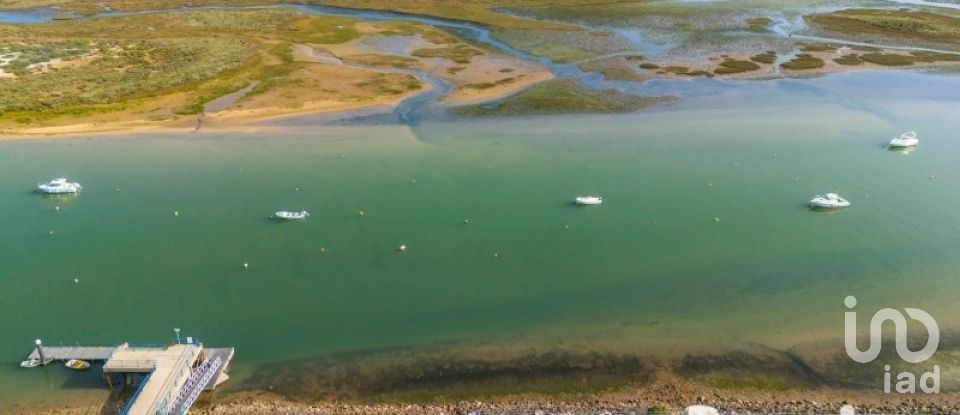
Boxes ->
[29,378,958,415]
[194,380,960,415]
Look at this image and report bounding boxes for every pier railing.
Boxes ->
[170,356,223,415]
[107,359,157,371]
[150,349,196,415]
[119,373,153,415]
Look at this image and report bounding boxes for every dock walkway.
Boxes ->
[27,346,116,362]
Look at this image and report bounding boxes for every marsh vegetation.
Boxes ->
[454,79,672,116]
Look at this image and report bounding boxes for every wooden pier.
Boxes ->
[25,340,234,415]
[26,346,115,362]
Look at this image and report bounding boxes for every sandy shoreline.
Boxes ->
[0,92,418,140]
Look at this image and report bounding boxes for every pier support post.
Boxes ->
[35,339,46,366]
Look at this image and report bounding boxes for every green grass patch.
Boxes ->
[833,54,863,66]
[746,17,772,32]
[455,79,672,117]
[411,44,484,64]
[353,73,422,96]
[910,51,960,62]
[780,54,825,70]
[0,8,372,123]
[749,52,777,64]
[714,58,760,74]
[375,21,459,44]
[463,78,515,90]
[579,57,645,82]
[342,54,418,68]
[0,37,251,115]
[807,9,960,46]
[639,63,659,69]
[662,66,689,74]
[859,52,914,66]
[493,30,595,63]
[801,43,837,52]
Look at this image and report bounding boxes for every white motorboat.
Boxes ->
[889,131,918,148]
[809,193,850,209]
[274,210,309,220]
[37,178,82,194]
[574,196,603,206]
[19,359,41,368]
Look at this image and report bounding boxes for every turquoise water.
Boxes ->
[2,71,960,407]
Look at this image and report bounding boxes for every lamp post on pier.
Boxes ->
[174,328,181,345]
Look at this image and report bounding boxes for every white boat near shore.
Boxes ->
[37,178,82,194]
[889,131,918,148]
[574,196,603,206]
[275,210,310,220]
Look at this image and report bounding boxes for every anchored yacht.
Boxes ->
[574,196,603,206]
[889,131,918,148]
[274,210,309,220]
[37,178,82,194]
[809,193,850,209]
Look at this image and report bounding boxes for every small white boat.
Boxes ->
[889,131,918,148]
[19,359,41,368]
[37,178,82,194]
[274,210,309,220]
[809,193,850,209]
[65,359,90,370]
[574,196,603,206]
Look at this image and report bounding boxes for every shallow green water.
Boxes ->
[2,71,960,407]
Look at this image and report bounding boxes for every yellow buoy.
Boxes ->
[174,210,180,217]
